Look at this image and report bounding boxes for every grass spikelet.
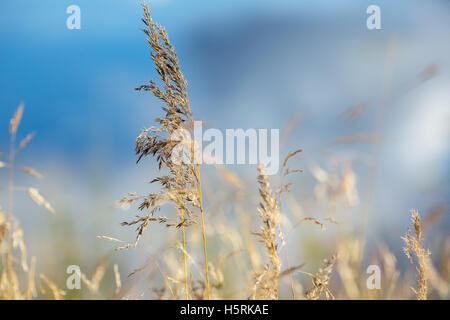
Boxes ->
[9,103,24,135]
[17,132,35,151]
[116,192,142,210]
[402,210,430,300]
[97,235,133,251]
[253,150,303,299]
[0,105,53,300]
[22,167,43,179]
[26,188,55,214]
[252,164,282,300]
[305,254,336,300]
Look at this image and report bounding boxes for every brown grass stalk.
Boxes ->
[120,2,210,299]
[402,210,430,300]
[0,104,54,300]
[252,150,302,299]
[304,254,336,300]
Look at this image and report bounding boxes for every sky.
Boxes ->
[0,0,449,248]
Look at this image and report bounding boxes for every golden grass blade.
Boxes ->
[9,103,24,135]
[12,227,28,272]
[25,257,37,300]
[26,188,55,214]
[282,149,302,171]
[253,164,282,300]
[39,274,66,300]
[114,264,122,296]
[97,235,133,251]
[305,254,336,300]
[81,258,108,294]
[402,210,430,300]
[22,167,44,179]
[18,132,35,151]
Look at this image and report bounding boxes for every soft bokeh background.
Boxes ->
[0,0,449,299]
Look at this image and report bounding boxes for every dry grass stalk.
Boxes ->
[0,215,35,299]
[22,167,43,179]
[18,132,35,151]
[118,2,210,299]
[113,264,122,296]
[97,235,133,251]
[26,188,55,214]
[3,105,54,217]
[0,104,53,300]
[25,257,37,299]
[336,237,362,299]
[402,210,430,300]
[81,258,109,294]
[9,104,24,136]
[11,225,28,272]
[252,150,302,300]
[8,105,23,216]
[252,165,282,300]
[39,274,65,300]
[116,192,141,210]
[305,254,336,300]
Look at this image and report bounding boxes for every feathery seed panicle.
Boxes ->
[402,210,430,300]
[252,164,282,300]
[22,167,44,179]
[9,104,23,136]
[305,254,336,300]
[18,132,35,151]
[26,188,55,214]
[119,2,210,299]
[0,104,55,299]
[123,2,200,244]
[252,150,303,300]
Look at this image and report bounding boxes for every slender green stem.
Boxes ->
[197,173,210,300]
[190,118,210,300]
[180,208,189,300]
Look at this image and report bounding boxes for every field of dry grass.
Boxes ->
[0,3,448,301]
